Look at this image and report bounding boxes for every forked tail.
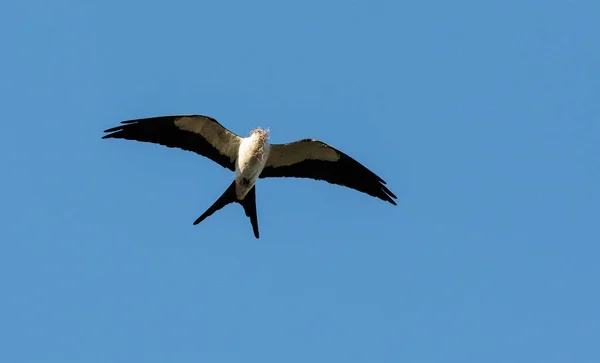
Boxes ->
[193,181,260,239]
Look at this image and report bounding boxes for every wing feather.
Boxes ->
[260,139,397,205]
[102,115,242,170]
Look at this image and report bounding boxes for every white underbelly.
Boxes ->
[234,137,270,199]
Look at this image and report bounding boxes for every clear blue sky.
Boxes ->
[1,0,598,362]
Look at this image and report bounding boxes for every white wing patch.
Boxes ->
[174,116,242,161]
[266,139,340,167]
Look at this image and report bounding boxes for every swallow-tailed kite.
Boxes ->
[102,115,397,238]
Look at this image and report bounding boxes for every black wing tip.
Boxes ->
[380,182,397,199]
[101,117,173,139]
[386,192,398,205]
[102,128,127,139]
[102,120,138,138]
[101,116,167,132]
[101,115,202,139]
[101,130,122,139]
[379,186,398,206]
[328,151,399,205]
[103,125,125,134]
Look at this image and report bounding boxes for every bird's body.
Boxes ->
[103,114,396,238]
[234,129,271,200]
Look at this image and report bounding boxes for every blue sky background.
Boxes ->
[1,0,599,362]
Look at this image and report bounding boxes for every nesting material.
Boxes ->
[251,127,270,163]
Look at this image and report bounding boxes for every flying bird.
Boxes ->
[102,115,397,238]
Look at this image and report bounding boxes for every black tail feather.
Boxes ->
[192,181,237,226]
[193,181,260,239]
[238,186,259,238]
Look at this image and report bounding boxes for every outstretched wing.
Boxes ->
[102,115,242,170]
[260,139,397,205]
